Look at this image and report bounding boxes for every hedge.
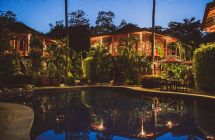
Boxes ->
[0,75,32,88]
[193,44,215,91]
[142,75,162,88]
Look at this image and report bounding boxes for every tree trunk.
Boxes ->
[65,0,69,84]
[151,0,156,74]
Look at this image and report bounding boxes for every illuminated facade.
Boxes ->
[90,28,178,60]
[203,0,215,32]
[7,21,56,57]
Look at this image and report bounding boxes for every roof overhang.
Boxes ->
[202,1,215,32]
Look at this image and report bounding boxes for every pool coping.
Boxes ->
[0,102,34,140]
[34,85,215,100]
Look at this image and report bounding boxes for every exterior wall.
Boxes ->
[90,31,177,59]
[9,33,56,57]
[9,33,31,56]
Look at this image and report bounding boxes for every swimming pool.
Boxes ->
[9,88,215,140]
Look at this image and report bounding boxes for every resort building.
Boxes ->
[90,25,179,74]
[202,0,215,32]
[7,21,57,57]
[90,25,178,59]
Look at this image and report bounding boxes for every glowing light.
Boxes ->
[140,129,146,136]
[98,120,104,130]
[166,121,173,128]
[139,116,146,137]
[207,136,214,140]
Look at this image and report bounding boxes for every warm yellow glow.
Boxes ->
[140,129,146,136]
[139,115,146,137]
[98,121,104,130]
[167,121,173,128]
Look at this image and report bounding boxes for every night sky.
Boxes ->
[0,0,213,33]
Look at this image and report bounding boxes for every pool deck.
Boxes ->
[0,102,34,140]
[0,85,214,140]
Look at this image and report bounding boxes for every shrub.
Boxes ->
[142,75,162,88]
[0,75,32,87]
[193,44,215,91]
[82,57,97,83]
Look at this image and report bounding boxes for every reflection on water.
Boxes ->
[20,89,214,140]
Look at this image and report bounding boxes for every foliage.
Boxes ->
[45,43,72,84]
[156,45,165,58]
[95,11,116,34]
[168,42,185,59]
[166,17,203,60]
[82,57,96,83]
[69,25,90,52]
[0,54,23,85]
[29,36,43,73]
[0,11,15,54]
[142,75,162,88]
[70,50,83,80]
[47,20,66,39]
[115,36,149,84]
[118,19,128,29]
[0,11,16,22]
[82,46,113,83]
[69,10,89,27]
[1,75,32,86]
[161,63,188,79]
[193,43,215,91]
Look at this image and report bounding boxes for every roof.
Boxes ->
[202,1,215,32]
[6,21,42,35]
[158,56,184,63]
[4,20,57,41]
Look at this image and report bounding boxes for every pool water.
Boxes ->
[14,89,215,140]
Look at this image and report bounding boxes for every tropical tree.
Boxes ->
[0,11,16,53]
[68,10,91,52]
[116,36,149,84]
[166,17,203,60]
[47,20,66,39]
[151,0,156,68]
[82,45,113,83]
[95,11,116,34]
[118,19,128,29]
[69,10,89,27]
[46,42,72,84]
[29,36,43,73]
[0,11,23,81]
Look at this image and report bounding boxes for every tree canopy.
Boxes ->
[95,11,116,34]
[166,17,203,60]
[69,10,90,27]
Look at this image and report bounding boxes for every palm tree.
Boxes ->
[65,0,69,84]
[151,0,156,74]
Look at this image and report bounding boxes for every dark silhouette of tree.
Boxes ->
[0,11,17,53]
[69,25,90,52]
[95,11,116,34]
[69,10,89,27]
[0,11,16,22]
[47,20,66,39]
[166,17,203,60]
[148,26,166,34]
[118,19,128,29]
[68,10,90,52]
[30,36,43,72]
[202,32,215,43]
